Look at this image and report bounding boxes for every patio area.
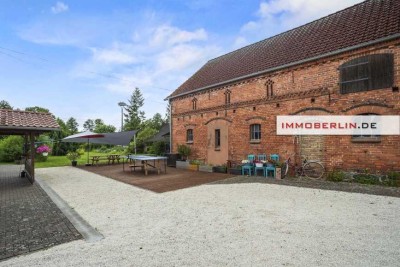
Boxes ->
[78,164,235,193]
[0,166,82,261]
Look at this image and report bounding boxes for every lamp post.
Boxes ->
[118,102,127,132]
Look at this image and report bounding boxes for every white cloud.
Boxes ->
[91,46,137,65]
[67,21,221,120]
[51,1,69,14]
[235,0,364,47]
[150,25,208,47]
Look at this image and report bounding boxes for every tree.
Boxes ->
[83,119,95,131]
[124,87,145,131]
[65,117,79,135]
[142,113,165,131]
[0,100,12,110]
[127,127,157,153]
[25,106,49,113]
[94,123,116,133]
[165,103,171,123]
[94,119,104,126]
[49,118,78,156]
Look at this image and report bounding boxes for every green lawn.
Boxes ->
[35,152,122,168]
[0,152,124,168]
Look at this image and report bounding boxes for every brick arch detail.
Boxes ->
[204,117,232,125]
[291,107,334,115]
[342,102,394,115]
[184,123,197,129]
[245,116,267,122]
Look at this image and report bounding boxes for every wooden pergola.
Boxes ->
[0,109,60,184]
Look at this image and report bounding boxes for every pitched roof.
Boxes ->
[147,123,170,142]
[169,0,400,99]
[0,109,60,131]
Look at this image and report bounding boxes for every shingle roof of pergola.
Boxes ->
[168,0,400,99]
[0,109,60,133]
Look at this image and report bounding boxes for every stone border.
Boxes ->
[36,177,104,243]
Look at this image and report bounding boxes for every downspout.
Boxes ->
[169,100,173,153]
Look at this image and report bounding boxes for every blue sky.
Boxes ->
[0,0,363,130]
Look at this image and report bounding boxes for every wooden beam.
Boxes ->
[28,132,35,184]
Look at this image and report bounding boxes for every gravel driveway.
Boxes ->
[2,166,399,267]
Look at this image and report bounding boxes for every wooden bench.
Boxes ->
[91,155,121,166]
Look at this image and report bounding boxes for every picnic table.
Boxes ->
[90,154,121,166]
[122,155,168,175]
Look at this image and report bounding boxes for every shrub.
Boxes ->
[66,151,81,161]
[326,170,345,182]
[36,145,51,154]
[0,136,24,162]
[35,154,48,162]
[177,144,191,160]
[383,171,400,187]
[151,141,166,156]
[353,173,380,185]
[189,159,203,165]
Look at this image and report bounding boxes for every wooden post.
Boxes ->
[29,132,35,183]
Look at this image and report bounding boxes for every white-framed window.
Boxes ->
[186,129,193,143]
[250,124,261,141]
[352,113,380,142]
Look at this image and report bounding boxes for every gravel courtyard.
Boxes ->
[2,166,399,266]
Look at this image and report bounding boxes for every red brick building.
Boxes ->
[167,0,400,172]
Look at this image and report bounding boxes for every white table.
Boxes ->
[123,155,168,175]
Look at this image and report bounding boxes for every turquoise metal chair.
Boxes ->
[242,154,255,176]
[270,154,279,162]
[263,154,279,178]
[254,154,267,176]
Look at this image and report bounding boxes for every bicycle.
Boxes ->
[282,154,325,180]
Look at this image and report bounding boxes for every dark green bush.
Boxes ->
[151,141,166,156]
[383,172,400,187]
[189,159,203,165]
[326,170,345,182]
[177,144,191,160]
[353,173,380,185]
[0,136,24,162]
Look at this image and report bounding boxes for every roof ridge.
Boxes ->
[0,108,51,115]
[208,0,373,63]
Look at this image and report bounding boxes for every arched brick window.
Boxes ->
[265,79,274,98]
[192,98,197,110]
[224,89,231,104]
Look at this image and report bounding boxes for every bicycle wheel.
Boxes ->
[303,161,324,180]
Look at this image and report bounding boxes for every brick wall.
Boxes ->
[170,40,400,172]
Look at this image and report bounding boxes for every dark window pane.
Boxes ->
[340,54,393,94]
[250,124,261,140]
[187,129,193,142]
[215,129,220,148]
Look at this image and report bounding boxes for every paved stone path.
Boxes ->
[0,165,82,261]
